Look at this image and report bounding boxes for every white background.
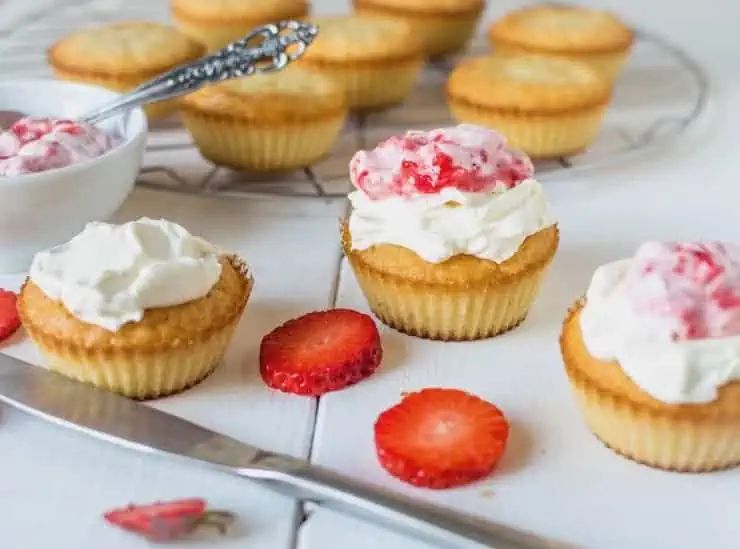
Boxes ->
[1,1,739,548]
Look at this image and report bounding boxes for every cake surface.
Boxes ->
[344,223,559,286]
[354,0,483,16]
[447,54,610,113]
[562,301,740,416]
[49,21,204,79]
[19,255,251,352]
[171,0,308,23]
[182,68,347,124]
[490,5,634,54]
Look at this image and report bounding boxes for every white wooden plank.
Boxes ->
[0,187,344,548]
[0,409,299,549]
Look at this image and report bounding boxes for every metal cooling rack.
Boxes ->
[0,0,709,200]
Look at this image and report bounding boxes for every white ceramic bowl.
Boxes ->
[0,79,147,273]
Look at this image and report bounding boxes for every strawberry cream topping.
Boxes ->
[625,242,740,341]
[580,241,740,404]
[347,124,554,264]
[0,117,116,176]
[350,124,533,200]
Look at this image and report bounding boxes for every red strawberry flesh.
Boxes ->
[260,309,382,396]
[104,498,236,542]
[0,289,20,341]
[374,388,509,489]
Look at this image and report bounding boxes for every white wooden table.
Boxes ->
[1,1,739,548]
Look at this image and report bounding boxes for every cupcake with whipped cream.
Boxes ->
[342,124,559,341]
[18,218,253,399]
[561,242,740,471]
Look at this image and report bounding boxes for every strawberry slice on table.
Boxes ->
[104,498,234,541]
[260,309,382,396]
[0,289,20,342]
[374,388,509,489]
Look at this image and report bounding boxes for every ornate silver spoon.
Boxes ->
[82,20,317,124]
[0,21,317,129]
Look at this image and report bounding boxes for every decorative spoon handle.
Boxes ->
[81,20,317,125]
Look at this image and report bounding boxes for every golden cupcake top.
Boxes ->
[447,55,610,113]
[49,21,204,78]
[302,15,422,63]
[354,0,484,16]
[343,222,558,285]
[182,67,347,123]
[20,254,250,351]
[26,218,230,331]
[171,0,309,22]
[562,300,740,415]
[489,5,633,54]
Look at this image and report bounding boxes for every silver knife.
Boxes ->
[0,353,564,549]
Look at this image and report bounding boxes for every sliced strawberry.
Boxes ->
[0,290,20,342]
[374,388,509,489]
[104,498,234,541]
[260,309,382,396]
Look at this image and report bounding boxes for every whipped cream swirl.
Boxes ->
[349,179,554,263]
[580,242,740,404]
[30,218,222,331]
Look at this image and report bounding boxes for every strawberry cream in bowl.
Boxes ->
[342,124,559,340]
[0,80,146,273]
[0,117,116,176]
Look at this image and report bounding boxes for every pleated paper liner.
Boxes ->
[561,300,740,472]
[343,224,559,341]
[32,327,236,399]
[300,57,424,111]
[447,98,608,159]
[19,255,253,400]
[182,109,347,171]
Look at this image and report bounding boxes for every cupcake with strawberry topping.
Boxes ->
[342,124,559,340]
[561,242,740,471]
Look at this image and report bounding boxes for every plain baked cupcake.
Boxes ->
[49,22,205,119]
[18,218,253,400]
[171,0,309,51]
[561,242,740,471]
[489,5,634,82]
[299,15,423,111]
[343,124,558,341]
[181,67,347,171]
[447,54,610,158]
[353,0,484,57]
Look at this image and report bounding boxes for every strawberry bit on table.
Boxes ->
[374,388,509,489]
[350,124,533,200]
[0,289,21,342]
[626,241,740,340]
[0,117,116,176]
[103,498,235,542]
[260,309,382,396]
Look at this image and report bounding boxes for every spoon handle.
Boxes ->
[81,20,317,125]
